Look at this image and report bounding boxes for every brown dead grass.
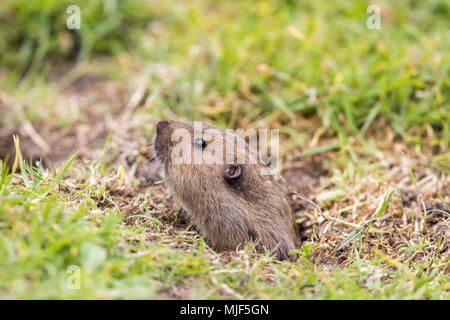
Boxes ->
[1,71,448,278]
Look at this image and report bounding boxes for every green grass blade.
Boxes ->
[44,151,79,195]
[375,187,395,217]
[100,132,112,176]
[13,135,32,188]
[338,229,361,251]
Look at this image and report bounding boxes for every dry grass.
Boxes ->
[0,68,448,299]
[3,69,450,265]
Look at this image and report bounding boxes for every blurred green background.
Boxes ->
[0,0,449,149]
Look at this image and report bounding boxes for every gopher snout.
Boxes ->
[156,120,170,134]
[154,120,172,163]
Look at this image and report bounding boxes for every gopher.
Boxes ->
[152,120,299,260]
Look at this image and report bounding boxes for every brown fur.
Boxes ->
[153,120,299,260]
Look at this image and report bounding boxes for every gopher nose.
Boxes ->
[156,120,170,135]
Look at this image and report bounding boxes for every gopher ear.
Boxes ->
[224,164,242,180]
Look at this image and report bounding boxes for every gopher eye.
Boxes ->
[194,138,207,150]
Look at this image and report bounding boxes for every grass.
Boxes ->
[0,146,447,299]
[0,0,449,299]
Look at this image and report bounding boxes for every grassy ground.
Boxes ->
[0,0,449,299]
